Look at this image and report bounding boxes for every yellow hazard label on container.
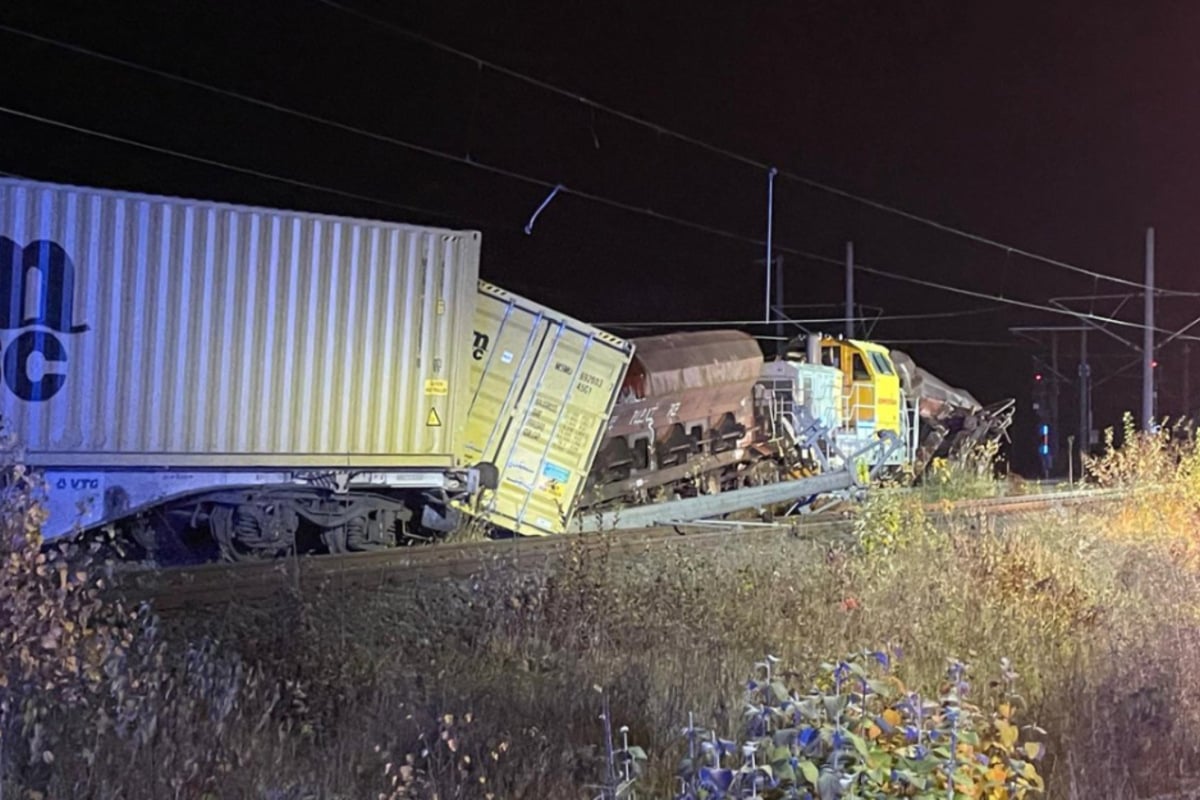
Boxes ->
[424,379,448,396]
[426,408,443,427]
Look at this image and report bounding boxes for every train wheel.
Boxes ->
[320,510,402,552]
[345,516,367,549]
[321,524,348,554]
[210,502,299,561]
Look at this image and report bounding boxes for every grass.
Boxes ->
[5,424,1200,797]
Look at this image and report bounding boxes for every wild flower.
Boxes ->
[675,650,1044,799]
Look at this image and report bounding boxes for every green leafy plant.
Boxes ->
[675,650,1044,799]
[920,439,1002,503]
[0,464,139,799]
[853,488,932,558]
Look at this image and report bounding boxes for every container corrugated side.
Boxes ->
[457,281,632,536]
[0,178,479,467]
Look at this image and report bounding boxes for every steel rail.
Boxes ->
[110,488,1127,612]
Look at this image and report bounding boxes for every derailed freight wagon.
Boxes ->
[455,282,632,536]
[1,177,486,559]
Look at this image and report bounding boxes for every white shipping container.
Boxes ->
[0,178,480,469]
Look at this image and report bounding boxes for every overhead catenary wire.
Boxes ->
[5,27,1200,339]
[5,99,1198,344]
[754,335,1014,347]
[0,106,474,224]
[788,250,1200,342]
[0,24,773,247]
[308,1,1195,296]
[7,19,1200,311]
[597,306,1003,328]
[872,338,1014,348]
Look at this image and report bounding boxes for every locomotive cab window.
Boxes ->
[821,346,841,368]
[851,353,871,381]
[869,352,894,375]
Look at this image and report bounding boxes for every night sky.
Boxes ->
[3,0,1199,474]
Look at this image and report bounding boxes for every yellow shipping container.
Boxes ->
[458,282,632,536]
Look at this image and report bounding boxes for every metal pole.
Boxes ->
[845,241,855,339]
[1050,331,1060,469]
[774,256,786,355]
[764,167,778,324]
[1185,342,1192,417]
[1143,227,1155,430]
[1067,435,1075,486]
[1079,328,1090,467]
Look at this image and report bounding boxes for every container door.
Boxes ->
[458,283,631,535]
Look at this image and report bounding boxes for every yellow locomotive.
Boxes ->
[819,337,902,436]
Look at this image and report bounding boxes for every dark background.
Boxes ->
[4,0,1198,474]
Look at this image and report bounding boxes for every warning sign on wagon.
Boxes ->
[426,408,443,427]
[424,379,448,396]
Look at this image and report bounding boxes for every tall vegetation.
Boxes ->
[2,422,1200,797]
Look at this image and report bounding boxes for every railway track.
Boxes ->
[112,487,1127,612]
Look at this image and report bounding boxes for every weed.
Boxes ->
[5,422,1200,798]
[674,650,1043,798]
[920,439,1002,502]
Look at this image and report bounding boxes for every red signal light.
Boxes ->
[1152,359,1159,369]
[1034,373,1043,382]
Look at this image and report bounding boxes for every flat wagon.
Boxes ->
[0,177,482,558]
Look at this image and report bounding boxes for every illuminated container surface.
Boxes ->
[0,177,480,537]
[457,282,632,536]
